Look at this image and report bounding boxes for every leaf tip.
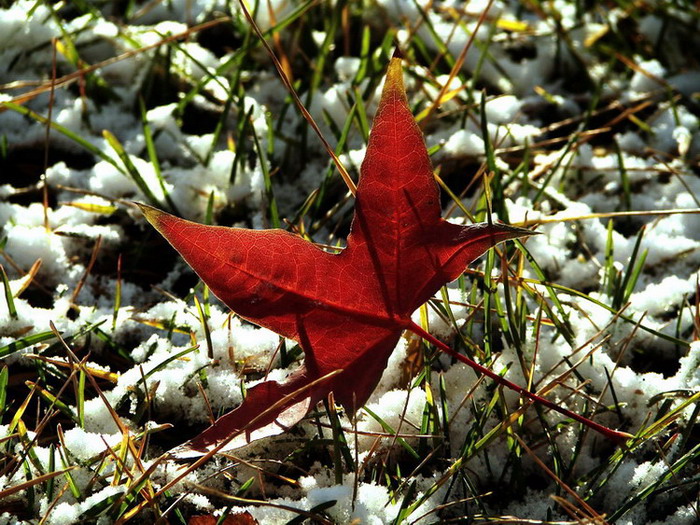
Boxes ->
[491,222,540,242]
[133,201,166,228]
[386,50,405,94]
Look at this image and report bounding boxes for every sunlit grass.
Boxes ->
[0,1,699,523]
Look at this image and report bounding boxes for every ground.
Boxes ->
[0,1,699,524]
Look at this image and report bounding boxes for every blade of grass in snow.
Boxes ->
[45,443,56,500]
[362,406,420,460]
[1,3,698,522]
[136,345,199,388]
[139,98,179,215]
[615,226,648,310]
[56,425,82,500]
[324,398,354,484]
[103,130,165,210]
[0,331,57,359]
[249,113,280,228]
[351,87,370,142]
[609,443,700,522]
[524,208,700,227]
[637,390,700,444]
[77,367,86,428]
[25,381,78,423]
[516,240,576,344]
[584,390,700,502]
[391,479,417,525]
[175,3,320,127]
[0,366,7,422]
[480,92,509,221]
[237,0,356,195]
[193,295,213,360]
[303,0,342,129]
[229,103,255,184]
[411,2,454,69]
[64,201,117,214]
[421,1,493,123]
[514,269,690,348]
[352,26,371,87]
[0,467,77,501]
[0,264,17,320]
[482,245,497,361]
[1,102,122,171]
[308,102,357,228]
[112,254,122,333]
[603,219,616,296]
[205,80,237,166]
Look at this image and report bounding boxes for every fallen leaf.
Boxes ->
[139,52,534,456]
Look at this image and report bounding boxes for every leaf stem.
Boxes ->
[407,321,632,446]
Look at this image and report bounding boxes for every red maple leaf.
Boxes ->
[139,53,629,456]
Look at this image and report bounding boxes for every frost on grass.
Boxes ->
[1,1,699,524]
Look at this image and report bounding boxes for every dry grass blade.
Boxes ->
[116,370,343,523]
[0,17,232,108]
[419,0,495,124]
[2,2,698,522]
[517,208,700,228]
[188,484,335,525]
[0,466,76,500]
[514,434,608,524]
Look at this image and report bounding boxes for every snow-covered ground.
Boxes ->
[1,1,699,523]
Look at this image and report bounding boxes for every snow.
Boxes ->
[62,427,122,462]
[441,129,485,158]
[307,483,398,524]
[357,388,427,449]
[39,486,126,525]
[1,0,698,523]
[629,59,666,93]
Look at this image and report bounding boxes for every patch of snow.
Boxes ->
[629,59,666,93]
[1,1,698,523]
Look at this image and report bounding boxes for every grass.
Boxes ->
[0,0,699,524]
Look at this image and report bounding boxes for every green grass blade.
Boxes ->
[139,98,179,214]
[0,366,8,421]
[102,130,163,209]
[616,226,647,308]
[249,114,280,228]
[0,331,57,359]
[1,101,122,171]
[362,406,419,460]
[0,265,17,320]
